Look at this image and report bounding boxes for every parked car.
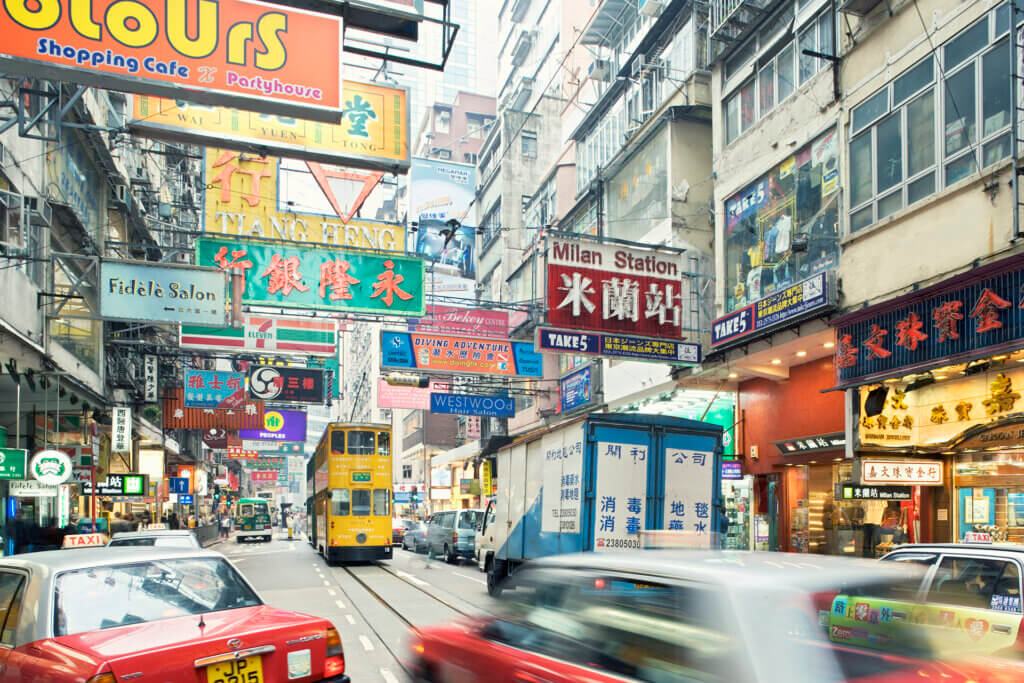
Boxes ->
[409,550,1024,683]
[0,547,348,681]
[403,520,429,553]
[107,529,202,549]
[426,509,482,564]
[392,518,414,546]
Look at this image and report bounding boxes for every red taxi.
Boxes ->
[0,547,348,682]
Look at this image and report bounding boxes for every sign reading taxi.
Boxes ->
[62,533,108,549]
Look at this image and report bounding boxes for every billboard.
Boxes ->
[131,80,409,170]
[545,234,691,340]
[181,314,338,356]
[410,159,476,279]
[183,370,247,409]
[99,260,226,326]
[377,379,448,409]
[381,331,543,377]
[412,221,475,279]
[238,409,307,442]
[409,306,508,338]
[248,366,324,404]
[196,236,425,316]
[162,388,264,430]
[202,148,404,251]
[560,366,592,413]
[0,0,342,122]
[430,393,514,418]
[536,327,702,365]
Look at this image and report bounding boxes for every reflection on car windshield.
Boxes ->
[109,537,196,548]
[54,558,261,636]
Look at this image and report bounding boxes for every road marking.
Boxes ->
[381,669,399,683]
[323,580,331,586]
[455,571,487,586]
[345,614,356,625]
[335,599,346,610]
[396,570,429,586]
[327,589,336,596]
[359,635,374,651]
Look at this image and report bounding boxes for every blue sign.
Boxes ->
[537,328,701,365]
[178,494,194,504]
[168,477,190,494]
[560,366,592,413]
[429,393,515,418]
[184,370,247,409]
[722,461,743,480]
[712,273,830,347]
[394,492,411,504]
[834,255,1024,385]
[100,260,227,326]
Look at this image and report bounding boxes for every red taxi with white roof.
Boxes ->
[0,547,348,682]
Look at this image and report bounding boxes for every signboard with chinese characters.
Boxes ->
[248,366,324,404]
[100,260,227,326]
[131,80,408,170]
[560,366,592,413]
[251,470,277,483]
[712,272,832,347]
[238,409,307,442]
[144,355,158,403]
[594,442,648,551]
[181,315,338,357]
[774,432,846,455]
[857,459,943,486]
[429,393,514,418]
[664,449,714,546]
[722,461,743,480]
[380,331,543,377]
[540,424,584,534]
[836,483,913,501]
[83,473,148,497]
[545,234,691,340]
[410,306,508,339]
[834,254,1024,386]
[0,0,341,122]
[163,388,264,430]
[196,237,424,316]
[0,449,27,480]
[536,327,701,365]
[184,370,246,410]
[111,407,131,454]
[227,445,258,459]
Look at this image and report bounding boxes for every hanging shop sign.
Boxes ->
[99,260,227,326]
[202,429,228,450]
[182,314,338,357]
[377,379,449,409]
[560,366,592,413]
[834,254,1024,386]
[381,331,543,377]
[240,440,303,454]
[130,80,408,170]
[0,0,343,122]
[536,327,701,365]
[774,432,846,455]
[349,0,423,21]
[722,461,743,480]
[855,458,943,486]
[196,237,425,316]
[248,366,325,404]
[712,272,833,347]
[251,470,277,483]
[183,370,247,410]
[82,473,148,496]
[429,393,514,418]
[143,355,158,403]
[238,409,307,442]
[10,480,58,497]
[30,449,71,485]
[227,445,258,459]
[835,483,913,501]
[409,306,508,339]
[0,448,27,480]
[162,388,264,430]
[545,234,691,340]
[111,407,132,453]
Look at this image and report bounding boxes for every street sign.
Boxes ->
[0,448,27,480]
[83,474,149,496]
[168,477,190,494]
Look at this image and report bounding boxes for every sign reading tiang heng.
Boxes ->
[100,260,227,326]
[429,393,514,418]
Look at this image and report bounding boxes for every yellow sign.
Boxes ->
[202,147,406,252]
[481,460,492,496]
[130,80,409,170]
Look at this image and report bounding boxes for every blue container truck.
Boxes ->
[476,412,724,595]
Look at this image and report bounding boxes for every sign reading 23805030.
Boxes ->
[0,0,343,123]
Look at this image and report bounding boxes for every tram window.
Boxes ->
[349,431,374,455]
[352,489,371,515]
[330,489,350,516]
[378,432,391,456]
[373,489,390,516]
[330,431,345,454]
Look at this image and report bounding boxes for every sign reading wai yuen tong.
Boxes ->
[0,0,342,122]
[100,260,227,326]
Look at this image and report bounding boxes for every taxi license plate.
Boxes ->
[206,655,263,683]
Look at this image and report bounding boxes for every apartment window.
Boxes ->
[464,153,478,164]
[848,5,1011,232]
[522,132,538,159]
[402,465,412,479]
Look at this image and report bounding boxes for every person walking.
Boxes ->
[219,513,231,540]
[169,512,180,530]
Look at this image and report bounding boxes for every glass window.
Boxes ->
[726,93,740,144]
[0,573,24,646]
[459,510,482,529]
[373,489,390,516]
[877,190,903,220]
[946,152,977,186]
[818,11,834,58]
[777,44,795,102]
[54,559,261,636]
[522,132,538,159]
[944,66,976,156]
[893,57,933,106]
[239,504,253,517]
[876,113,903,193]
[982,40,1011,137]
[330,430,344,454]
[927,557,1016,611]
[984,133,1012,167]
[330,489,350,516]
[348,431,374,455]
[759,62,775,116]
[740,79,756,133]
[995,2,1010,36]
[798,25,816,84]
[377,431,390,456]
[852,89,888,134]
[352,489,371,516]
[908,173,936,205]
[907,90,935,176]
[944,18,989,70]
[849,132,874,208]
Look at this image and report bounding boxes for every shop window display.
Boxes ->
[955,453,1024,543]
[723,129,840,314]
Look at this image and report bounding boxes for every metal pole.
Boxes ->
[14,384,19,451]
[1013,0,1021,240]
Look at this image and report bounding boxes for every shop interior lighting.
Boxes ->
[728,372,739,379]
[993,355,1008,360]
[934,375,947,380]
[823,342,835,349]
[771,358,783,365]
[796,350,807,357]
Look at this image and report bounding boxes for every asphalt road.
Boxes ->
[217,530,502,682]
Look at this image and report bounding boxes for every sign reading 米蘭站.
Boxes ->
[0,0,342,122]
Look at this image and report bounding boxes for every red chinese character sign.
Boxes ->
[833,255,1024,386]
[545,234,691,340]
[860,459,943,486]
[197,237,425,316]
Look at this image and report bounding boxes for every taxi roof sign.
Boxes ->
[62,533,108,549]
[145,523,168,530]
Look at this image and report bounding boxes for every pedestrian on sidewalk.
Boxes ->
[219,513,231,539]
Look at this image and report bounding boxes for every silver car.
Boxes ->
[402,520,429,553]
[107,529,202,549]
[426,509,482,564]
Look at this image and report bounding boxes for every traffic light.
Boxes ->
[410,486,418,505]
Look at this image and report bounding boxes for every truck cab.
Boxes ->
[475,500,497,572]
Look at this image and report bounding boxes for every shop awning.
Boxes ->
[431,440,480,469]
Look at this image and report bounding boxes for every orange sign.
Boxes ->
[0,0,342,122]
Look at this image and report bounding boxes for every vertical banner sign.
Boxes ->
[540,424,585,534]
[594,442,647,551]
[143,355,158,403]
[111,407,132,454]
[481,459,492,497]
[0,0,343,122]
[664,449,714,547]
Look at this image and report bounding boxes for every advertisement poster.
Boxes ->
[540,424,584,534]
[537,327,701,365]
[184,370,247,409]
[594,441,647,551]
[664,449,714,547]
[410,305,509,338]
[100,260,227,326]
[238,409,307,442]
[412,220,476,280]
[381,331,543,377]
[560,366,592,413]
[377,379,449,409]
[181,314,338,356]
[163,389,264,430]
[711,272,830,347]
[248,366,325,404]
[410,158,476,223]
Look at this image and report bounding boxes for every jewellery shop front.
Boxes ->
[833,254,1024,546]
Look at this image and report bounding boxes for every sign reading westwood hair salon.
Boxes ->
[196,237,425,316]
[0,0,342,122]
[834,254,1024,386]
[100,260,227,326]
[130,80,409,170]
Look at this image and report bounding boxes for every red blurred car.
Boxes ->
[409,551,1024,683]
[392,518,413,546]
[0,547,348,682]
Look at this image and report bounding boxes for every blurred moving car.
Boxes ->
[426,509,482,564]
[403,520,429,553]
[107,529,202,549]
[392,518,414,546]
[0,547,348,681]
[409,551,1024,682]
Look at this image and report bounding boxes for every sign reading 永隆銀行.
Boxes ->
[100,261,227,326]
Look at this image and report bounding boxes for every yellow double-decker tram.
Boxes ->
[311,423,393,563]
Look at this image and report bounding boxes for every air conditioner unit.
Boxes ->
[511,30,536,67]
[110,183,129,205]
[588,59,613,82]
[632,54,666,80]
[23,195,51,227]
[638,0,665,17]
